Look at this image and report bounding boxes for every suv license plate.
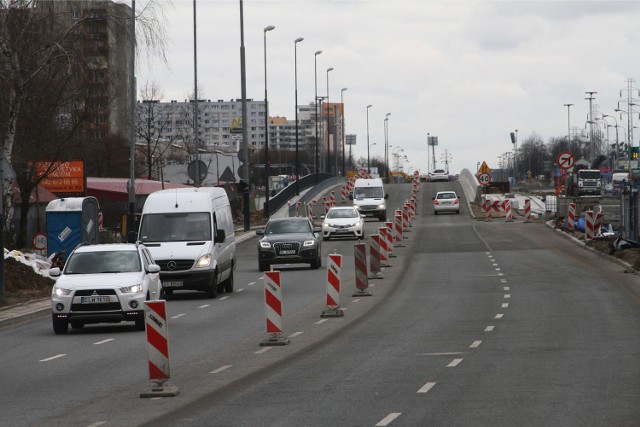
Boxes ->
[279,250,295,255]
[162,281,183,288]
[80,296,110,304]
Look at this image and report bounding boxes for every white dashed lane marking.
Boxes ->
[417,382,436,394]
[485,326,495,332]
[171,313,186,319]
[40,354,66,362]
[376,413,402,426]
[209,365,232,374]
[470,340,482,348]
[447,358,463,367]
[93,339,114,345]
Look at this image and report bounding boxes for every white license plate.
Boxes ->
[336,229,349,233]
[162,281,183,288]
[80,296,110,304]
[279,250,295,255]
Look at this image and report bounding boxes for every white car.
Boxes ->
[433,191,460,214]
[322,206,365,240]
[50,243,161,334]
[429,169,449,182]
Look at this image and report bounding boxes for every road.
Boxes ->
[2,181,640,426]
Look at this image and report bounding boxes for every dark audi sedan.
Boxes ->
[256,217,322,272]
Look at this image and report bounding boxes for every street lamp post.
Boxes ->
[263,25,275,220]
[239,0,250,231]
[294,37,303,195]
[340,88,347,176]
[366,104,373,174]
[384,113,391,183]
[314,50,322,183]
[603,114,620,168]
[564,103,573,146]
[326,67,333,174]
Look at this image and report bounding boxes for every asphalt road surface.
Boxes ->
[1,181,639,426]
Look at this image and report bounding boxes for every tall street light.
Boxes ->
[314,50,322,183]
[564,103,573,146]
[263,24,275,220]
[294,37,303,195]
[340,87,348,176]
[366,104,373,174]
[384,113,391,183]
[239,0,250,231]
[326,67,333,174]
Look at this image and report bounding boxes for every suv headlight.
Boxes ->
[260,241,271,248]
[303,240,316,246]
[52,287,72,297]
[120,284,144,294]
[196,253,212,268]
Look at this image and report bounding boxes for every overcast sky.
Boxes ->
[135,0,640,175]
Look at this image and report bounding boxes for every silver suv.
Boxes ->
[50,243,161,334]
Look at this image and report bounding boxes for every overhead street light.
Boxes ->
[366,104,373,174]
[326,67,334,174]
[294,36,304,195]
[314,50,323,183]
[384,113,391,183]
[340,88,348,176]
[263,24,275,220]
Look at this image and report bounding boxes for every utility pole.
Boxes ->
[585,91,597,160]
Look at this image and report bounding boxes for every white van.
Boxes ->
[350,178,388,221]
[612,172,629,195]
[138,187,236,298]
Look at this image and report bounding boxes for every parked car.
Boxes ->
[321,206,365,240]
[429,169,449,182]
[50,243,161,334]
[256,217,322,271]
[433,191,460,214]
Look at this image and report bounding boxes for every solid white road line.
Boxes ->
[40,354,66,362]
[93,339,114,345]
[209,365,232,374]
[376,413,402,426]
[447,358,463,367]
[417,382,436,394]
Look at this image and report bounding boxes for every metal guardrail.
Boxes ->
[266,173,337,217]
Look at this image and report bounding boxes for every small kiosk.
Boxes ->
[46,196,100,260]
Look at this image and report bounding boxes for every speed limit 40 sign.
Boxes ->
[477,172,491,186]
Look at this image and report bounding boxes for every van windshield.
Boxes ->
[354,187,384,199]
[139,212,211,242]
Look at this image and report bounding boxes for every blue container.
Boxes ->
[45,197,100,258]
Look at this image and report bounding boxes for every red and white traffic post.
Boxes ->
[502,200,514,222]
[394,211,405,247]
[261,271,290,346]
[523,198,532,223]
[377,226,391,267]
[567,203,576,230]
[353,242,372,296]
[140,300,179,398]
[321,254,344,317]
[384,221,397,258]
[368,234,384,279]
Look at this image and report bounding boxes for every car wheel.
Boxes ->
[223,268,234,293]
[311,253,321,269]
[456,209,460,214]
[70,322,84,330]
[52,315,68,335]
[379,214,387,222]
[323,235,329,241]
[434,211,438,215]
[259,261,270,272]
[206,273,218,298]
[134,316,146,331]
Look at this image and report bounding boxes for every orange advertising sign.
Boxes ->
[36,160,85,195]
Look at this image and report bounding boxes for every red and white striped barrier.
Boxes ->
[595,211,604,237]
[141,300,179,397]
[394,211,405,247]
[502,200,514,222]
[341,185,348,202]
[567,203,576,230]
[585,210,595,241]
[330,191,336,206]
[524,198,531,223]
[402,204,410,231]
[369,234,383,279]
[353,242,372,296]
[321,254,344,317]
[384,221,396,258]
[482,199,492,222]
[261,271,290,346]
[377,226,391,267]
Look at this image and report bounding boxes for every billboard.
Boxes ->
[36,160,85,196]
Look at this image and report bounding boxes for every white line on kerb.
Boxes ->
[93,339,114,345]
[288,331,303,338]
[417,382,436,394]
[502,303,509,308]
[470,340,482,348]
[447,358,463,367]
[171,313,186,319]
[40,354,66,362]
[495,313,504,319]
[209,365,232,374]
[485,326,495,332]
[198,304,210,309]
[376,413,402,426]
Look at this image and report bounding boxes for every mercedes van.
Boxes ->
[138,187,236,298]
[350,178,388,221]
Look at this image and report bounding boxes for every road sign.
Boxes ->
[477,172,491,186]
[478,161,491,173]
[557,152,575,170]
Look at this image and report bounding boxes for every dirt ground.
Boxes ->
[1,203,639,309]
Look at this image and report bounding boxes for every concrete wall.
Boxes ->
[459,169,481,204]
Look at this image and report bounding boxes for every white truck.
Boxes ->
[568,168,602,196]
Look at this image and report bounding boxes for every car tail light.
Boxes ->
[455,199,459,204]
[434,200,440,205]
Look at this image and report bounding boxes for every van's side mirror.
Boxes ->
[256,229,264,236]
[384,194,388,199]
[215,229,226,243]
